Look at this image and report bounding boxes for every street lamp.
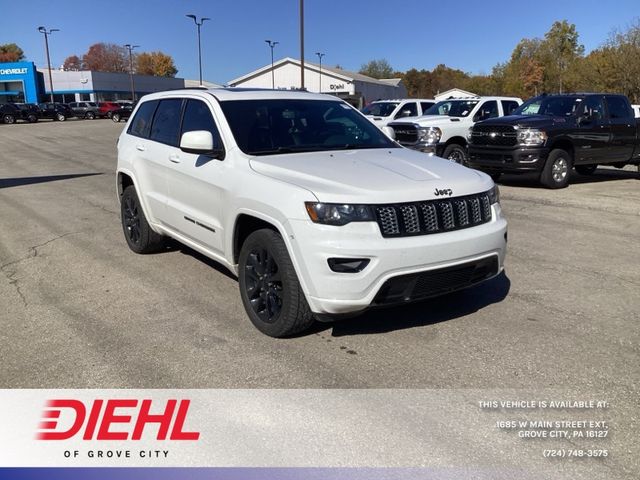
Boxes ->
[38,26,59,103]
[315,52,325,93]
[265,40,279,89]
[299,0,305,89]
[186,14,210,85]
[124,44,139,102]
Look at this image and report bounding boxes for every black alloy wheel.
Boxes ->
[120,185,165,254]
[244,247,283,324]
[238,229,315,337]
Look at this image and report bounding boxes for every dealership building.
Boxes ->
[0,61,187,104]
[228,57,407,108]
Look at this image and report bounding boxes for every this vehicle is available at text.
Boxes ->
[117,89,507,337]
[467,93,640,188]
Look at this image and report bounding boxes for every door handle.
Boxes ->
[136,145,146,151]
[169,154,181,164]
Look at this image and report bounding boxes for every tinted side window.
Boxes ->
[581,96,606,121]
[128,100,159,138]
[149,99,183,146]
[606,96,632,119]
[476,101,498,121]
[501,100,519,116]
[396,102,417,118]
[181,99,222,148]
[420,102,434,113]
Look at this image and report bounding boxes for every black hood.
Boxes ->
[479,114,574,128]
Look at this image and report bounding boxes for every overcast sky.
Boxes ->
[2,0,638,84]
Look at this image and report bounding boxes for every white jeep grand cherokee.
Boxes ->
[116,88,507,337]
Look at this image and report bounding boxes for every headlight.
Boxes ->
[417,126,441,144]
[466,126,473,141]
[305,202,375,226]
[517,128,547,146]
[488,185,500,204]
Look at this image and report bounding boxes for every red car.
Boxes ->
[97,102,121,118]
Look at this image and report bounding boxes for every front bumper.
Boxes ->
[467,146,549,173]
[285,204,507,315]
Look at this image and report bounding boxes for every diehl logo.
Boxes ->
[434,188,453,197]
[37,399,200,440]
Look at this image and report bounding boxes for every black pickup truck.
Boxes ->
[467,93,640,188]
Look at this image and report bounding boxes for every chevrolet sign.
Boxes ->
[0,68,28,75]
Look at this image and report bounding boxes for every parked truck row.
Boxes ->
[366,93,640,188]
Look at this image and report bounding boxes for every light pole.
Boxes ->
[265,40,279,89]
[124,44,139,102]
[38,26,59,103]
[186,14,210,85]
[299,0,305,89]
[315,52,325,93]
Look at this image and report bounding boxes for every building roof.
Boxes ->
[227,57,403,88]
[435,88,477,99]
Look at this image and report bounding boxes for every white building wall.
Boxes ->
[230,63,355,95]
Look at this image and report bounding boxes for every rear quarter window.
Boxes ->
[128,100,159,139]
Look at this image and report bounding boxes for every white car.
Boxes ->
[388,96,522,163]
[632,104,640,118]
[361,98,436,127]
[116,88,507,337]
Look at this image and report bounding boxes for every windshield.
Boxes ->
[361,102,399,117]
[424,100,479,117]
[513,96,583,117]
[220,99,398,156]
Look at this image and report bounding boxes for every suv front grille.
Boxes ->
[471,125,517,147]
[374,192,492,238]
[373,256,499,305]
[391,124,419,145]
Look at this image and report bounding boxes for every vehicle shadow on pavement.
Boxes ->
[318,271,511,337]
[497,168,638,188]
[0,173,103,189]
[175,242,238,280]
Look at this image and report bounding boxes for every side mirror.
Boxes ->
[180,130,224,159]
[382,126,395,140]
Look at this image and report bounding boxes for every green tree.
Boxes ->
[359,59,394,79]
[0,43,25,62]
[541,20,584,93]
[136,51,178,77]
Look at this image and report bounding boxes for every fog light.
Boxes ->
[328,258,370,273]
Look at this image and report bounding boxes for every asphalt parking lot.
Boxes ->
[0,119,638,476]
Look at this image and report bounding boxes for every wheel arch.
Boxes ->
[444,136,468,148]
[547,138,575,161]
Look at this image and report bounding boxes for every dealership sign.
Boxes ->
[0,67,28,75]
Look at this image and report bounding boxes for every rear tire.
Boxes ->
[540,149,572,189]
[85,111,95,120]
[442,143,467,165]
[238,229,315,337]
[120,185,165,254]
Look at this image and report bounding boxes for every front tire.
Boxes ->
[112,113,121,122]
[120,185,165,254]
[3,114,15,124]
[442,143,467,165]
[540,149,572,189]
[27,114,38,123]
[238,229,315,337]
